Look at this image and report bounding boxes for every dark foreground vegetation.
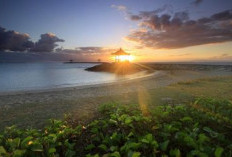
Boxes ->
[0,98,232,157]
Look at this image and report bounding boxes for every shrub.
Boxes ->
[0,98,232,156]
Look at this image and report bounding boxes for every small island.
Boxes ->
[86,48,153,74]
[86,62,153,74]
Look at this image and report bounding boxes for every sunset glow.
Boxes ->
[0,0,232,62]
[0,1,232,156]
[115,55,134,62]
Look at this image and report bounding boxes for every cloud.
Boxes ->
[111,4,127,12]
[31,33,64,52]
[126,9,232,49]
[0,26,64,52]
[129,5,173,21]
[170,53,191,57]
[210,53,232,61]
[0,26,34,51]
[130,15,142,21]
[56,47,117,56]
[192,0,203,6]
[0,26,116,62]
[0,46,117,62]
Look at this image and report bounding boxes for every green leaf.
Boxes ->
[0,146,6,155]
[145,134,153,142]
[85,144,95,150]
[48,147,56,154]
[98,144,107,151]
[151,140,159,148]
[13,149,26,157]
[141,139,149,144]
[91,127,99,134]
[189,150,208,157]
[184,136,197,148]
[198,134,209,144]
[169,148,181,157]
[203,127,218,138]
[111,132,121,142]
[110,146,118,152]
[132,152,141,157]
[160,140,169,151]
[48,134,57,142]
[13,138,21,148]
[65,149,76,157]
[111,151,120,157]
[141,134,153,144]
[21,136,33,148]
[125,117,132,125]
[128,151,141,157]
[109,119,118,125]
[214,147,224,157]
[180,116,193,122]
[7,138,21,150]
[31,143,43,152]
[127,132,134,138]
[127,142,141,150]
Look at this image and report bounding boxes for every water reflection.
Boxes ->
[0,62,152,92]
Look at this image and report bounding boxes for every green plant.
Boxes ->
[0,98,231,156]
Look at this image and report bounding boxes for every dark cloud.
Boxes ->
[174,11,189,21]
[211,10,232,21]
[0,46,115,62]
[0,26,34,51]
[130,15,142,21]
[57,47,102,54]
[76,47,104,54]
[192,0,203,6]
[0,51,75,62]
[0,26,64,52]
[129,4,173,21]
[31,33,64,52]
[56,47,117,56]
[126,9,232,49]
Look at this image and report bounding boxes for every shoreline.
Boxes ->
[0,69,231,105]
[0,70,159,96]
[0,69,231,129]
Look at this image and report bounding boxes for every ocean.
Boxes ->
[0,62,147,92]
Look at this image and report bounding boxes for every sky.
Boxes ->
[0,0,232,62]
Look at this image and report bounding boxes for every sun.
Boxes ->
[116,55,134,62]
[111,48,135,62]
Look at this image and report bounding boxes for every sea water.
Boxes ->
[0,62,147,92]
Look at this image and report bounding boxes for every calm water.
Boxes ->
[0,62,147,92]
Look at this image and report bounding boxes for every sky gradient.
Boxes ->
[0,0,232,62]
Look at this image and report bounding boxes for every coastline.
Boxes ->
[0,69,231,106]
[0,70,158,96]
[0,68,232,129]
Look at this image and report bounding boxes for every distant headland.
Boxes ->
[85,62,154,75]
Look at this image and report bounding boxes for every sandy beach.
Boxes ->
[0,67,232,129]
